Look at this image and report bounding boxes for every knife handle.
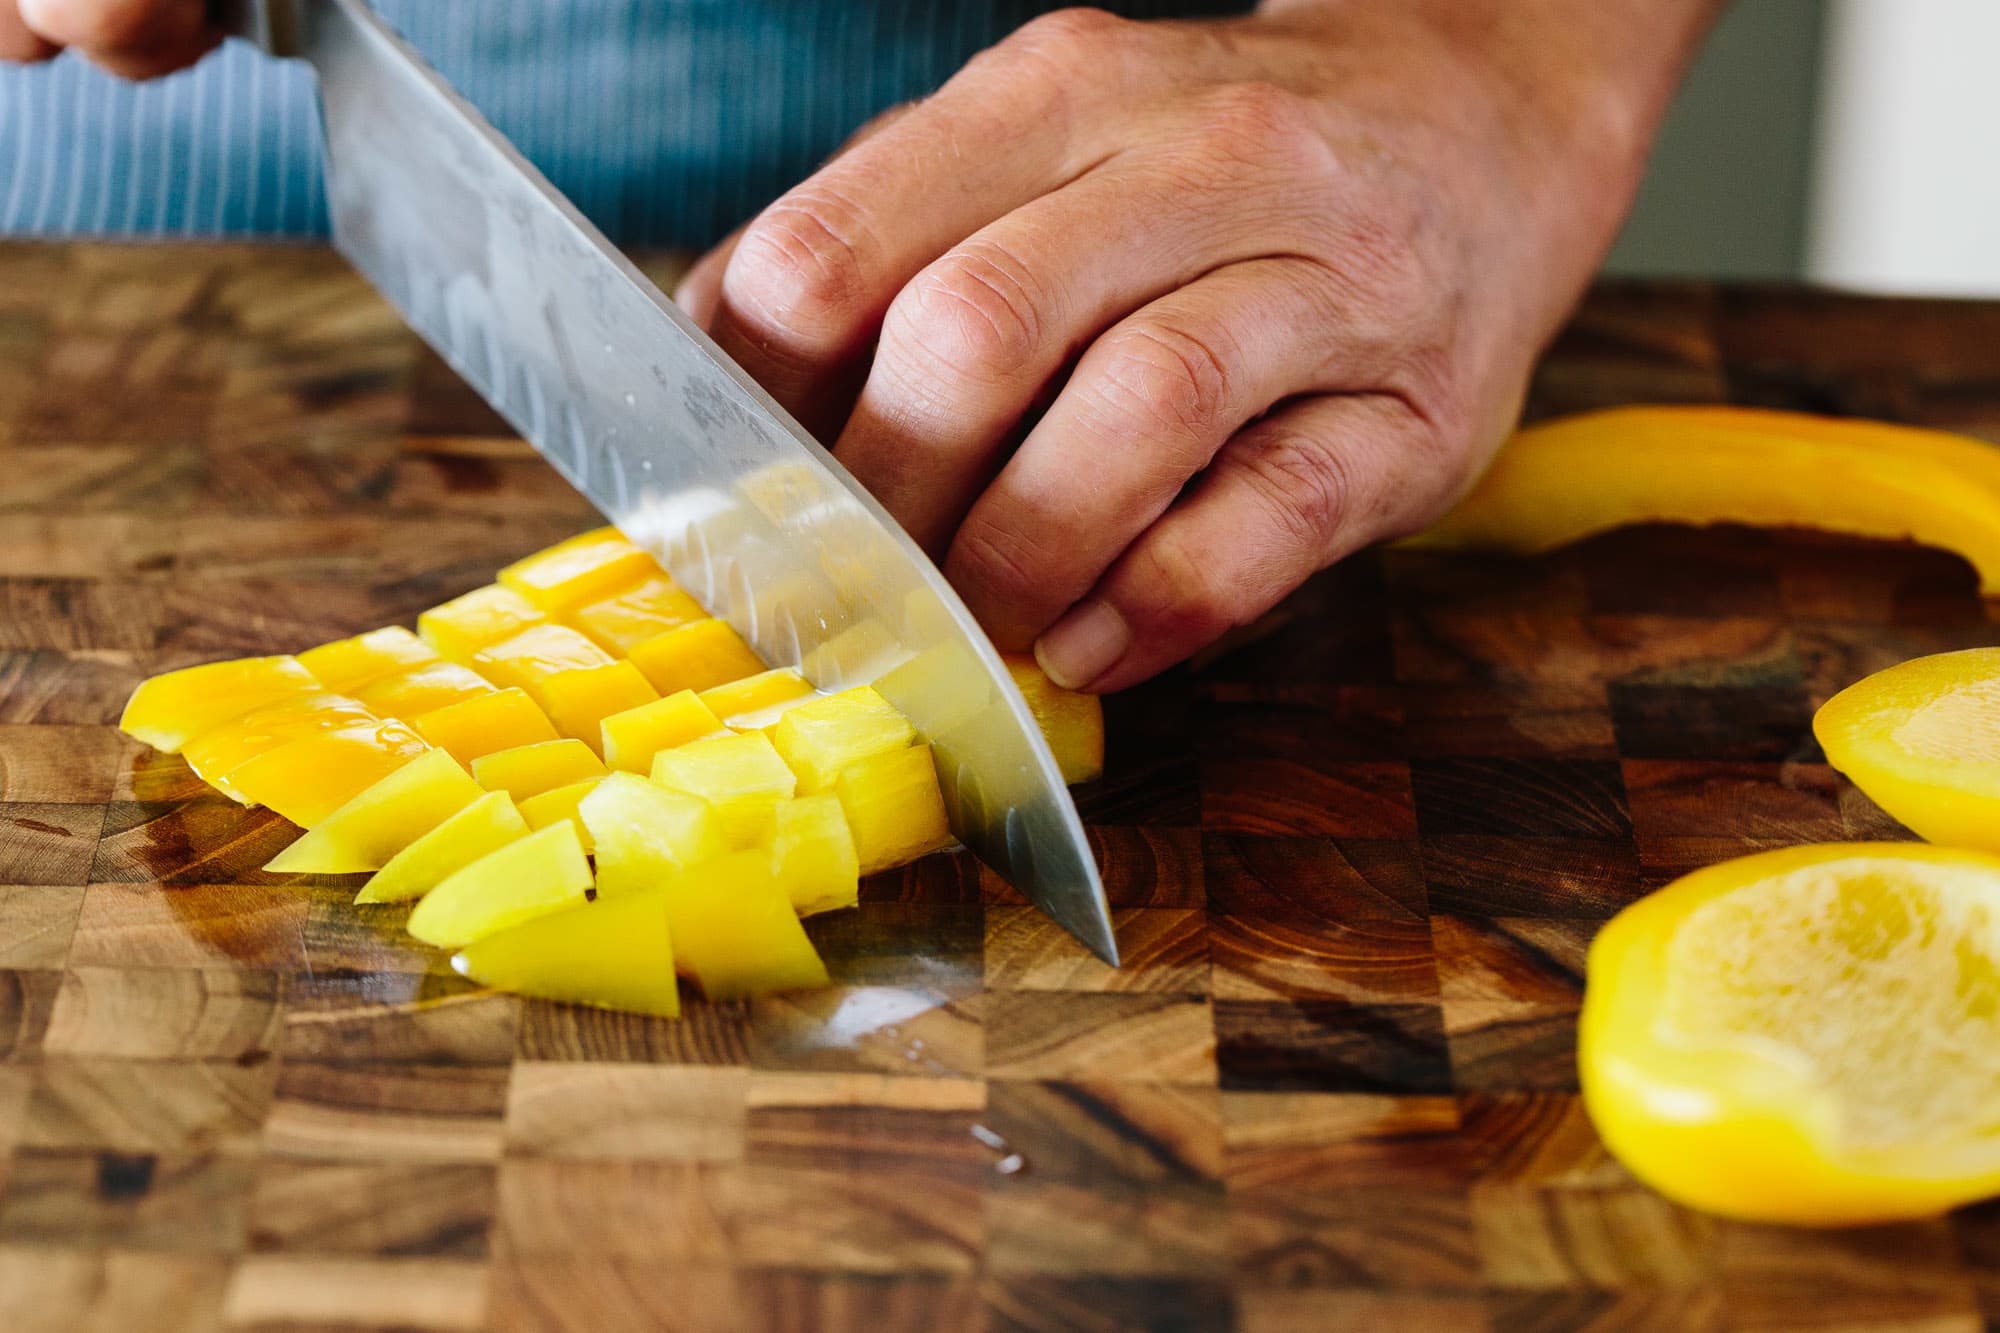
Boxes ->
[207,0,306,57]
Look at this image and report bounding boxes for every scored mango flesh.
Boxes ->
[118,525,1105,1017]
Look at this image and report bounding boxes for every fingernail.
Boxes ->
[1035,600,1129,691]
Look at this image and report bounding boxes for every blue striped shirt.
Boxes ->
[0,0,1247,246]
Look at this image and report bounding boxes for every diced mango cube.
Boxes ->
[771,793,860,916]
[1005,655,1105,784]
[518,777,605,852]
[700,667,816,730]
[468,623,614,694]
[356,789,530,904]
[453,891,679,1017]
[537,660,657,756]
[355,660,496,722]
[119,654,320,754]
[298,627,439,692]
[498,527,660,612]
[406,820,593,948]
[834,744,953,876]
[418,583,547,661]
[770,686,916,793]
[627,618,765,696]
[580,772,725,897]
[471,738,606,802]
[182,692,377,801]
[228,719,431,829]
[665,850,830,999]
[601,690,726,774]
[264,748,485,874]
[565,574,706,654]
[412,687,561,766]
[651,731,797,847]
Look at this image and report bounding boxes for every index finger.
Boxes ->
[0,2,59,62]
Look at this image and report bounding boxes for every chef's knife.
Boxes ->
[213,0,1117,963]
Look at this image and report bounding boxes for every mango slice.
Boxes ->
[468,623,615,695]
[770,686,915,794]
[538,660,657,756]
[1815,648,2000,854]
[418,583,548,661]
[299,627,439,692]
[471,738,607,802]
[566,573,706,654]
[1411,406,2000,594]
[664,850,831,999]
[354,661,496,722]
[518,777,605,852]
[453,891,680,1017]
[835,745,953,876]
[1005,655,1105,784]
[406,820,594,949]
[499,527,659,611]
[181,692,376,801]
[700,667,816,730]
[580,772,725,898]
[119,654,320,754]
[264,748,485,874]
[627,618,765,695]
[771,793,860,916]
[412,687,561,767]
[228,719,431,829]
[601,689,726,774]
[651,731,797,847]
[356,789,530,904]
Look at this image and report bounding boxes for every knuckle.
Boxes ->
[1008,7,1133,65]
[951,512,1052,611]
[1085,321,1235,443]
[1131,533,1237,642]
[1194,81,1329,175]
[721,191,871,347]
[890,244,1047,387]
[1231,429,1355,550]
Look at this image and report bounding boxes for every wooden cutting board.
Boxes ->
[1,242,1998,1332]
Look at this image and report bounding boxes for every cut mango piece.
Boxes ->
[580,772,726,898]
[601,690,726,774]
[453,891,680,1017]
[499,527,660,611]
[651,731,797,847]
[264,748,485,874]
[771,793,860,916]
[467,623,615,695]
[471,738,607,803]
[537,660,657,756]
[228,719,431,829]
[406,820,594,949]
[119,654,320,754]
[518,777,605,852]
[356,789,530,904]
[1815,648,2000,854]
[412,687,561,766]
[355,660,496,722]
[298,627,439,693]
[418,583,548,661]
[1410,406,2000,595]
[566,574,706,655]
[182,692,376,801]
[770,685,916,794]
[627,618,765,696]
[1005,655,1105,784]
[835,745,953,876]
[700,667,816,730]
[664,850,831,999]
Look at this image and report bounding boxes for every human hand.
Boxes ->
[0,0,221,78]
[678,1,1722,691]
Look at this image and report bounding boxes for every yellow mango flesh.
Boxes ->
[264,748,485,874]
[566,574,706,654]
[538,660,657,756]
[770,685,915,794]
[835,745,953,877]
[518,777,605,852]
[418,583,547,661]
[356,789,529,904]
[413,687,560,766]
[601,689,725,774]
[700,667,815,730]
[453,891,680,1017]
[354,660,496,722]
[1005,655,1105,784]
[468,623,614,695]
[407,820,594,948]
[119,654,320,754]
[471,739,607,802]
[771,793,860,917]
[182,692,376,801]
[499,527,660,611]
[580,772,724,897]
[651,731,797,847]
[664,850,830,999]
[228,720,430,829]
[299,626,438,692]
[627,618,765,695]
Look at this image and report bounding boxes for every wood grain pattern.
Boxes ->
[2,242,1998,1329]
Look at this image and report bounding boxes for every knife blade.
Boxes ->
[217,0,1117,963]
